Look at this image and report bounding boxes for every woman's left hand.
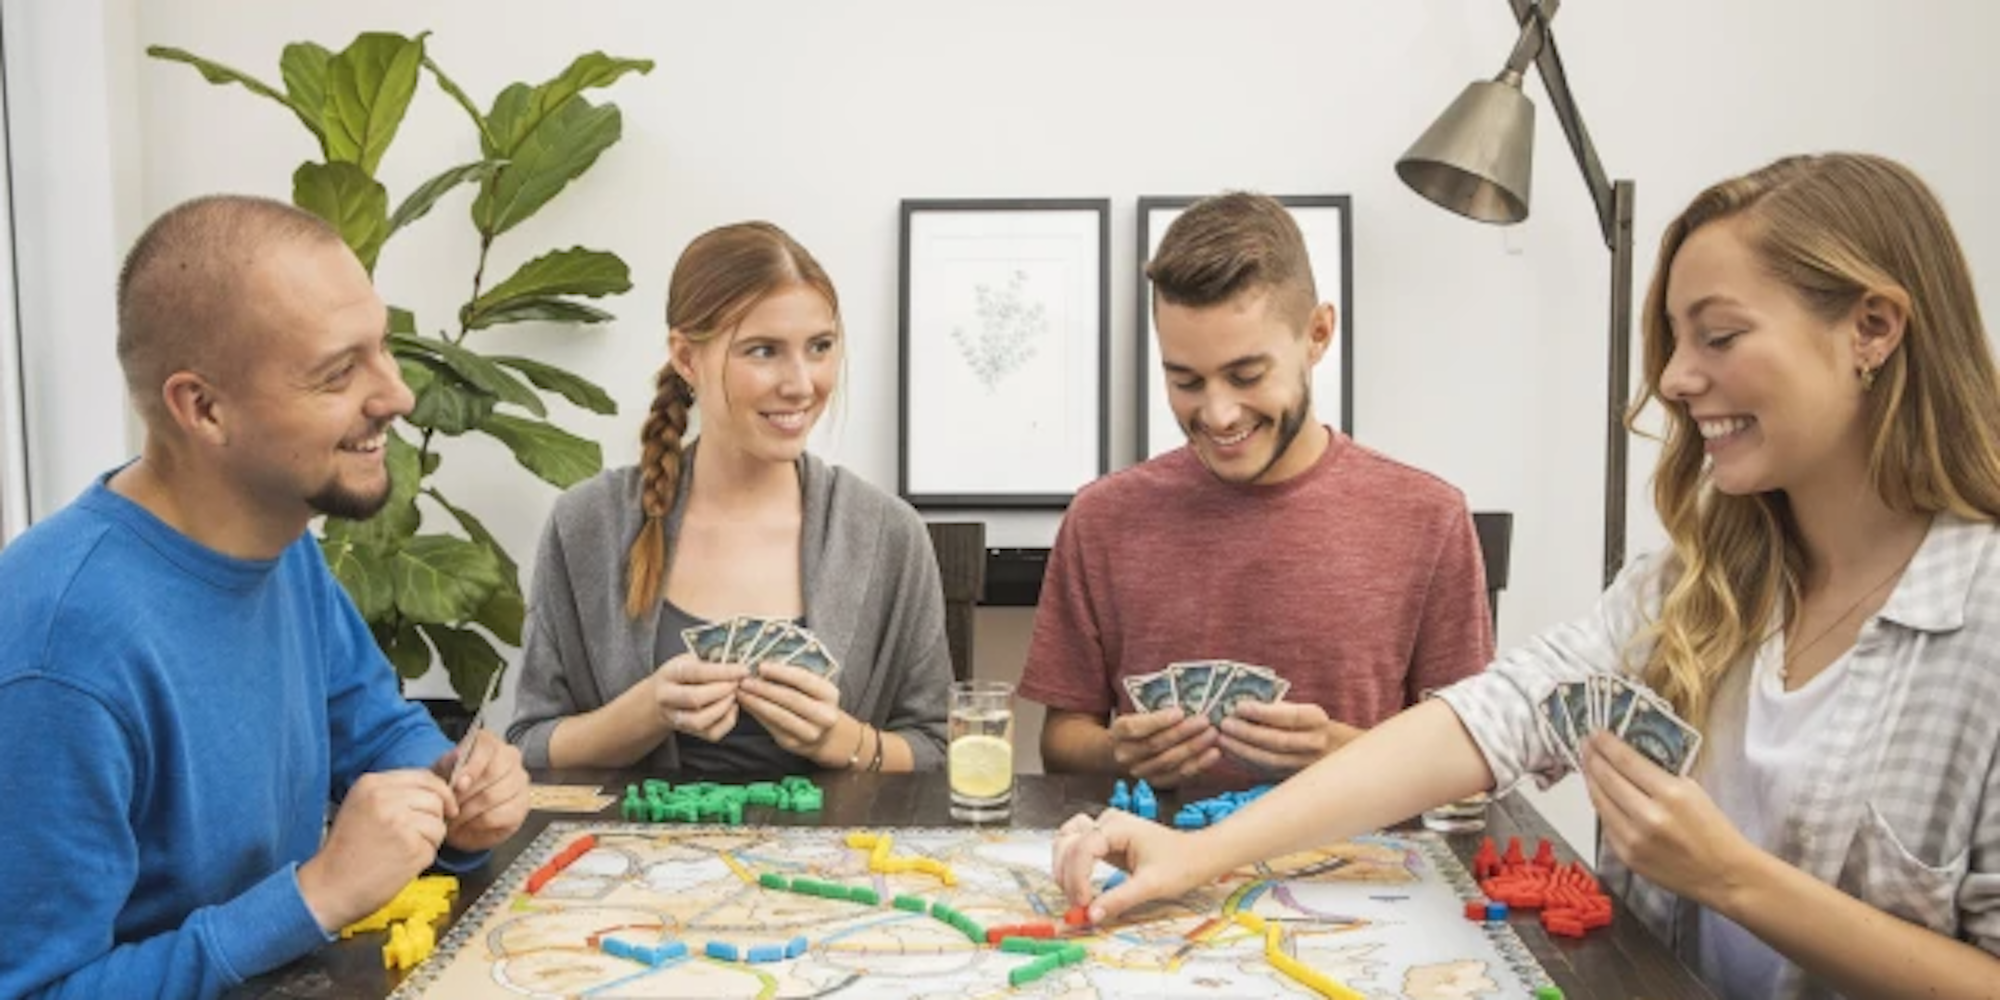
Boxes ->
[1582,730,1760,909]
[737,662,845,760]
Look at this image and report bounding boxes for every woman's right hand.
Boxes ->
[651,652,748,743]
[1051,809,1205,924]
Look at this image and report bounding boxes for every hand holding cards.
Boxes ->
[682,615,841,682]
[1124,659,1291,724]
[1539,675,1702,777]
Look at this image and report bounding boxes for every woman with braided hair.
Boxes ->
[507,221,951,774]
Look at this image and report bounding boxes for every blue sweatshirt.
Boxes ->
[0,477,453,998]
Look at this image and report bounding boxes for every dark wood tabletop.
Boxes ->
[231,770,1716,999]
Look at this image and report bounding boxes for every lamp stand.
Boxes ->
[1507,0,1635,588]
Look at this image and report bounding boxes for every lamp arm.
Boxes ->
[1505,0,1635,587]
[1506,0,1616,250]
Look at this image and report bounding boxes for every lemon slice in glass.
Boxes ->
[949,735,1014,798]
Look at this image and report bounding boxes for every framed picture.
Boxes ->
[1134,195,1354,460]
[899,199,1110,508]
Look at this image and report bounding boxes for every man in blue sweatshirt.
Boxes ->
[0,194,531,997]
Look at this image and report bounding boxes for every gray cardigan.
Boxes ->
[506,453,953,771]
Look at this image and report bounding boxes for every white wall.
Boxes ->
[3,0,137,522]
[25,0,1997,851]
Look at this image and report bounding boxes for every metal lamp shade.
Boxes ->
[1396,77,1536,224]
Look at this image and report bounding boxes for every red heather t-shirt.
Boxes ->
[1019,430,1495,783]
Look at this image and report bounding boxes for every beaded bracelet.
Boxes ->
[866,725,885,772]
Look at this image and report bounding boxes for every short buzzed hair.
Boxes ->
[116,194,344,420]
[1145,192,1317,328]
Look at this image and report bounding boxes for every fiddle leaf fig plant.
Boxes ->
[149,32,652,707]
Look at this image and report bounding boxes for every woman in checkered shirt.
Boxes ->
[1054,153,2000,1000]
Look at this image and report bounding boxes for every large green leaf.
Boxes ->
[420,624,507,709]
[293,161,389,272]
[422,56,499,153]
[428,486,528,648]
[278,42,333,148]
[389,333,545,416]
[389,159,505,237]
[380,619,434,680]
[484,53,653,157]
[468,247,631,320]
[472,98,622,237]
[392,534,505,624]
[388,306,418,335]
[480,413,602,489]
[464,297,615,331]
[405,356,497,435]
[323,32,426,176]
[320,528,395,621]
[147,46,316,139]
[493,355,617,415]
[425,487,519,580]
[471,586,526,648]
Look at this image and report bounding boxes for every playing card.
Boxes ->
[1618,694,1703,776]
[727,616,782,664]
[739,620,802,673]
[1169,661,1224,717]
[1602,678,1641,736]
[1204,664,1287,724]
[682,621,733,662]
[1195,664,1242,719]
[1123,670,1178,713]
[1559,681,1592,748]
[753,626,815,674]
[779,637,842,683]
[1537,687,1580,770]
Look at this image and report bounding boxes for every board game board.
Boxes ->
[392,823,1556,999]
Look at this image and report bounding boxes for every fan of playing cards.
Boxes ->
[682,616,841,682]
[1539,675,1702,777]
[1124,659,1291,725]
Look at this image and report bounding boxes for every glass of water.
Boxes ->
[948,681,1014,822]
[1421,790,1491,833]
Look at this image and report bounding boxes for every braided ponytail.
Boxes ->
[623,361,694,617]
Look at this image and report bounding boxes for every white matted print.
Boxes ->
[1136,195,1353,460]
[899,200,1109,507]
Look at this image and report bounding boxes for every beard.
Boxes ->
[1187,375,1314,485]
[308,475,393,521]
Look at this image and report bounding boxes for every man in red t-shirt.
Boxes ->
[1019,192,1494,788]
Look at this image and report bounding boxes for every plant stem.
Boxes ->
[457,230,495,345]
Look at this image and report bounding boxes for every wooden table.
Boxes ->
[230,771,1716,999]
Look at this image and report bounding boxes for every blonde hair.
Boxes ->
[1631,153,2000,728]
[623,221,840,618]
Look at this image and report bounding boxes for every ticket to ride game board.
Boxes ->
[389,819,1558,999]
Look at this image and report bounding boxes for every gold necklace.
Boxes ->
[1778,555,1913,682]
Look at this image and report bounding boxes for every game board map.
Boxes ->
[390,822,1559,999]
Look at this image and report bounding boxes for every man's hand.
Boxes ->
[652,652,749,742]
[1216,700,1362,773]
[1109,707,1219,788]
[297,770,454,931]
[437,729,529,853]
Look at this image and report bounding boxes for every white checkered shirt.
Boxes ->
[1435,513,2000,999]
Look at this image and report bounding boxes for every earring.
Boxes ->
[1859,364,1879,391]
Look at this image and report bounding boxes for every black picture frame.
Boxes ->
[898,199,1110,508]
[1134,195,1355,460]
